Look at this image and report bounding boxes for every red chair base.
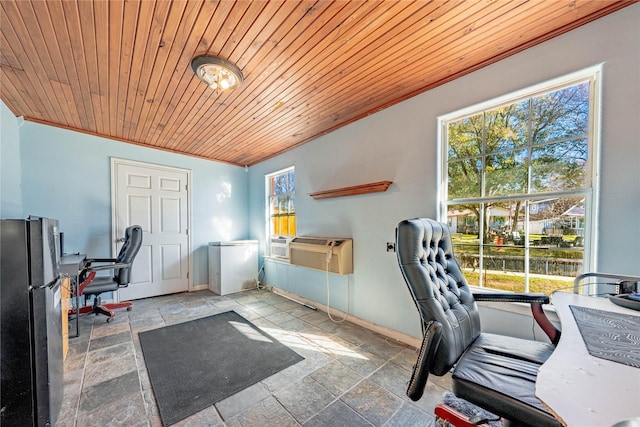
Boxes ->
[435,403,495,427]
[69,300,132,322]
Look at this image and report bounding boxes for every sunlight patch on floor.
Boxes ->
[262,326,368,360]
[229,320,273,343]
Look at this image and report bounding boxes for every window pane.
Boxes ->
[273,173,289,195]
[447,204,480,237]
[288,170,295,193]
[288,193,296,236]
[528,196,585,291]
[448,114,483,159]
[269,197,278,235]
[532,82,589,144]
[448,158,481,199]
[483,246,526,293]
[485,149,527,196]
[484,100,529,153]
[486,200,524,246]
[486,199,527,291]
[531,139,588,192]
[288,212,296,235]
[448,205,480,285]
[528,196,584,240]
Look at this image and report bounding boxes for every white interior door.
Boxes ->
[112,158,190,300]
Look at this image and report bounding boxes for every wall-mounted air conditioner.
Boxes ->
[269,236,293,259]
[289,237,353,275]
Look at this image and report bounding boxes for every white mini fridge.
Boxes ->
[208,240,259,295]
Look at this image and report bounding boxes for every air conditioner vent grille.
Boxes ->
[289,237,353,274]
[291,237,329,245]
[270,236,293,259]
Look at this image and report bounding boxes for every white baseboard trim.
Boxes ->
[270,286,421,349]
[192,283,209,292]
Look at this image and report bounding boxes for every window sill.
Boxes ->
[264,256,291,265]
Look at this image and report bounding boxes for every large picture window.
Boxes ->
[440,68,600,294]
[266,167,295,257]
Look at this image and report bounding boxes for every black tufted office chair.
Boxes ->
[396,218,562,427]
[76,225,143,322]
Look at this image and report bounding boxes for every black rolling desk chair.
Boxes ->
[76,225,143,323]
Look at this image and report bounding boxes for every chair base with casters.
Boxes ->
[73,296,133,323]
[68,271,133,323]
[396,218,562,427]
[76,267,136,323]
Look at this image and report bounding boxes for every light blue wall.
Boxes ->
[2,5,638,340]
[249,5,640,338]
[19,123,249,286]
[0,101,23,218]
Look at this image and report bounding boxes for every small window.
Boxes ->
[440,68,600,294]
[266,167,295,257]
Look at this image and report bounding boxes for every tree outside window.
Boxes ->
[442,74,598,294]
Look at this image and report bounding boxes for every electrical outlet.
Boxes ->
[620,280,638,294]
[386,242,396,252]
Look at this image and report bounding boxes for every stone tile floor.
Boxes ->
[58,289,452,426]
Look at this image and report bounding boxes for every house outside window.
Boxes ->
[440,67,600,294]
[266,167,295,258]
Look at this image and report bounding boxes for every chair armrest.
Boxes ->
[85,257,117,264]
[84,258,117,270]
[87,262,132,272]
[473,292,560,345]
[407,321,442,401]
[77,271,96,295]
[473,292,550,304]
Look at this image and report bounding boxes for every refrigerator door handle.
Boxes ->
[35,274,64,289]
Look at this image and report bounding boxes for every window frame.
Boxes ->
[265,166,296,258]
[437,66,602,292]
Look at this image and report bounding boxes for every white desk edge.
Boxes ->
[536,291,640,426]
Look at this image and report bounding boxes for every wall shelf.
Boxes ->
[309,181,392,200]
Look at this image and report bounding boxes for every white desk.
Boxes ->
[537,291,640,426]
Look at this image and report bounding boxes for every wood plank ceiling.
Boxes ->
[0,0,635,166]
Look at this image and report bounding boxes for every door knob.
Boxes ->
[116,237,125,242]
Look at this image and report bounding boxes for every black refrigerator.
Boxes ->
[1,217,64,426]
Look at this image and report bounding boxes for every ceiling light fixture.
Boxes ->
[191,55,243,92]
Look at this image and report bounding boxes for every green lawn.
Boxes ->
[463,270,574,295]
[449,234,582,294]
